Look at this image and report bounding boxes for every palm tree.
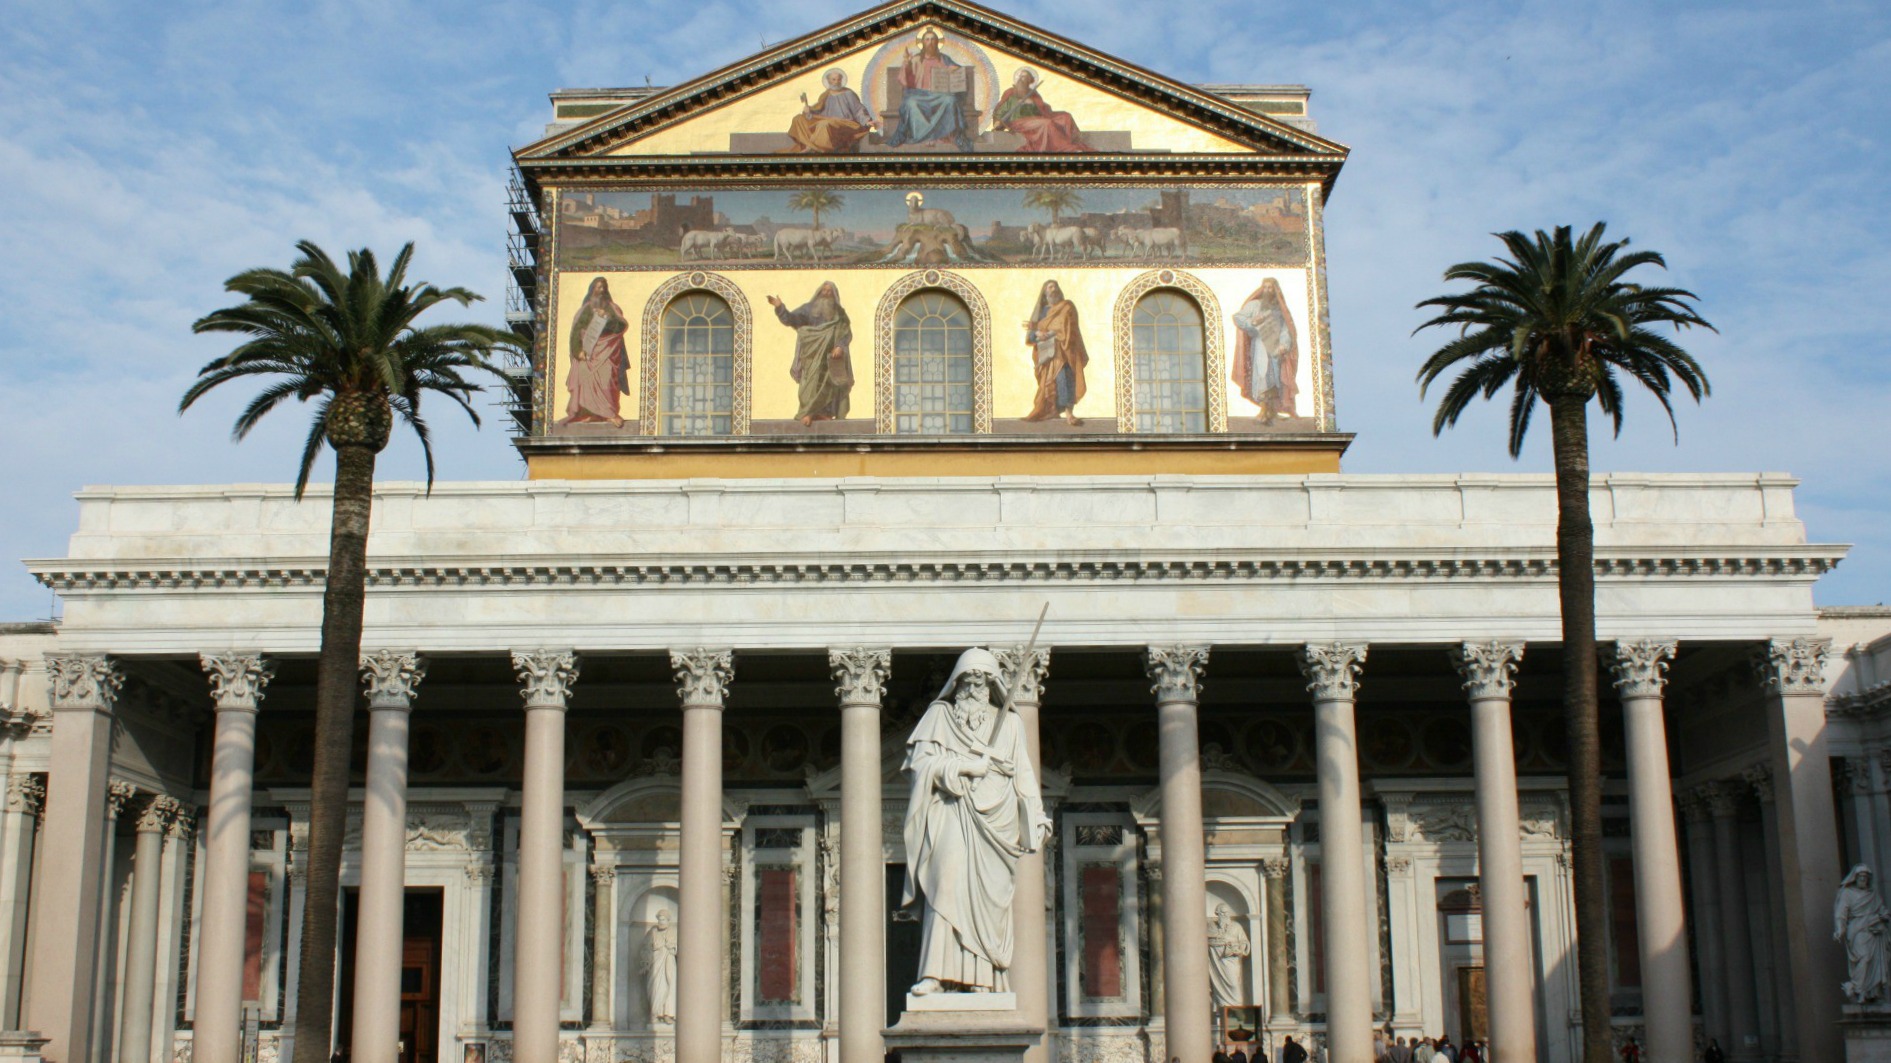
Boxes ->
[181,240,518,1063]
[1415,223,1711,1063]
[788,188,844,230]
[1023,188,1083,224]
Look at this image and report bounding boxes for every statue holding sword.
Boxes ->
[901,607,1053,996]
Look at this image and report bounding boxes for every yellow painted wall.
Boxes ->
[609,30,1250,157]
[549,265,1320,427]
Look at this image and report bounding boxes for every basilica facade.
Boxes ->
[0,3,1880,1063]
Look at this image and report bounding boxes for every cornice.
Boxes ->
[514,153,1343,186]
[28,548,1843,595]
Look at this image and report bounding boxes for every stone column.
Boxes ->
[351,651,426,1063]
[1261,859,1291,1024]
[829,648,889,1063]
[512,650,580,1063]
[590,863,615,1029]
[1452,641,1536,1063]
[1147,645,1211,1063]
[1298,643,1370,1063]
[997,646,1052,1060]
[1700,781,1762,1060]
[118,794,180,1063]
[1608,641,1691,1063]
[1742,764,1792,1060]
[672,649,733,1063]
[0,773,44,1030]
[1678,787,1728,1040]
[191,654,273,1063]
[28,654,122,1063]
[1754,637,1843,1062]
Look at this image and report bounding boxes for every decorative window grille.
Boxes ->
[1130,290,1208,433]
[891,291,975,434]
[659,292,735,435]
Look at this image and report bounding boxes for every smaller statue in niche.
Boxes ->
[641,908,679,1023]
[1835,864,1889,1004]
[1206,902,1251,1009]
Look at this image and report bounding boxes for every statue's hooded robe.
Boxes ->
[901,648,1050,990]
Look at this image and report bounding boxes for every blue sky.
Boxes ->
[1,0,1886,619]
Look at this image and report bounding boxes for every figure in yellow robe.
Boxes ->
[1022,280,1088,426]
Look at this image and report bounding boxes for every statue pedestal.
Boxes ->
[885,998,1040,1063]
[1845,1004,1891,1062]
[0,1031,49,1062]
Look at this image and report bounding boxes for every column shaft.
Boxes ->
[1611,643,1691,1063]
[352,652,424,1063]
[674,650,733,1063]
[1000,646,1051,1062]
[0,776,42,1029]
[27,655,120,1063]
[1756,638,1843,1062]
[1745,766,1793,1061]
[1708,788,1761,1060]
[1148,647,1210,1063]
[1261,862,1291,1024]
[512,651,579,1063]
[590,866,614,1028]
[1301,644,1370,1063]
[1679,793,1728,1040]
[1470,706,1535,1058]
[192,654,271,1063]
[832,648,888,1063]
[118,799,176,1063]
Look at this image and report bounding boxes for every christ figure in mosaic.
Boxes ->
[1232,278,1299,421]
[901,648,1052,995]
[1021,279,1088,426]
[785,69,878,154]
[881,30,973,151]
[767,282,854,426]
[559,277,629,428]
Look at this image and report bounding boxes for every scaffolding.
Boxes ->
[500,170,542,436]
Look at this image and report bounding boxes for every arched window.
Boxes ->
[1130,291,1208,433]
[891,291,975,434]
[659,292,735,435]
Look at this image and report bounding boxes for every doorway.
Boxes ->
[336,888,445,1062]
[886,864,922,1026]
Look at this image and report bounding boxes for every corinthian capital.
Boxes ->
[1299,643,1368,702]
[1452,641,1524,700]
[512,650,580,709]
[360,651,426,708]
[1609,641,1677,699]
[1145,645,1209,703]
[106,779,140,820]
[671,649,734,709]
[137,794,183,834]
[829,648,891,708]
[995,646,1052,706]
[45,654,123,713]
[199,654,273,713]
[1755,637,1832,696]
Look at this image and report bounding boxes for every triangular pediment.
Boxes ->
[516,0,1347,165]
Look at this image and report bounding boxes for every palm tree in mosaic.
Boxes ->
[788,187,844,230]
[1023,187,1083,224]
[1414,223,1711,1063]
[181,240,518,1063]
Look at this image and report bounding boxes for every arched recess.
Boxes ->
[1112,269,1227,433]
[873,269,993,435]
[640,270,753,436]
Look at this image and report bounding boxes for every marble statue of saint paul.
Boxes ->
[901,648,1052,995]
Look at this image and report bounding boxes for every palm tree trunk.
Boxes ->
[290,442,377,1063]
[1549,394,1611,1063]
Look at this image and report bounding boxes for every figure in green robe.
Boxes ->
[767,281,855,426]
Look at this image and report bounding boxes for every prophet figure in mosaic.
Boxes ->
[767,282,855,425]
[1206,902,1251,1009]
[785,69,878,154]
[1231,278,1299,421]
[1021,280,1088,426]
[641,908,679,1023]
[1835,864,1889,1004]
[560,277,629,428]
[992,69,1090,153]
[881,30,974,151]
[901,648,1052,994]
